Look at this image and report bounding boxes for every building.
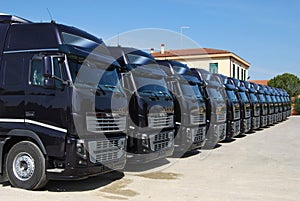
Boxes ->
[152,45,251,80]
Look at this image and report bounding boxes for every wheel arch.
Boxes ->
[0,129,47,174]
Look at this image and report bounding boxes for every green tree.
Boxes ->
[268,73,300,97]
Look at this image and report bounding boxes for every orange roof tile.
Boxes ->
[152,48,231,57]
[249,80,269,86]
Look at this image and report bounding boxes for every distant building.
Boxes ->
[249,80,269,86]
[152,45,251,80]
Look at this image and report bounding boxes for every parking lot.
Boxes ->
[1,116,300,201]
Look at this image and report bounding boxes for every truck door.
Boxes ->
[25,54,70,158]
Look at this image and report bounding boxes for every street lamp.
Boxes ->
[180,26,190,49]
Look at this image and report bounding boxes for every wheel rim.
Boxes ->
[12,152,35,181]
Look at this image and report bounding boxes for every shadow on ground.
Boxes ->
[43,171,124,192]
[124,158,170,172]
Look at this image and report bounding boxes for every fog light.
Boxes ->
[141,134,149,148]
[76,139,87,160]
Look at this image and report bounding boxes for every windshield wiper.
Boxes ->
[104,84,116,89]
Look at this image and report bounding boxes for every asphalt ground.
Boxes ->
[1,116,299,201]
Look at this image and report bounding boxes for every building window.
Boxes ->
[209,63,218,73]
[232,64,236,78]
[237,66,240,79]
[244,69,247,80]
[241,68,244,80]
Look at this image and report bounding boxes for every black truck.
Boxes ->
[157,60,207,153]
[232,78,251,134]
[272,87,283,122]
[260,85,275,126]
[0,15,128,189]
[216,75,241,140]
[192,69,227,147]
[251,82,268,128]
[108,47,175,163]
[241,80,261,131]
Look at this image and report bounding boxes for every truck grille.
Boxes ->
[254,105,260,117]
[245,108,251,118]
[217,113,226,122]
[148,114,174,129]
[150,131,173,151]
[232,120,241,137]
[191,113,206,125]
[233,107,240,120]
[88,138,126,164]
[86,112,126,133]
[263,107,268,116]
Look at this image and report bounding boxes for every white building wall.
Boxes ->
[175,57,231,77]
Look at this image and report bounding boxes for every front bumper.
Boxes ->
[241,118,251,133]
[268,114,274,125]
[227,119,241,139]
[260,115,268,127]
[126,129,175,163]
[174,125,206,152]
[207,122,227,142]
[252,116,260,130]
[46,136,127,180]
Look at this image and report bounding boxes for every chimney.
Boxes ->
[160,43,165,54]
[150,48,154,54]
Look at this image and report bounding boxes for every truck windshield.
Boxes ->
[208,88,224,101]
[271,96,278,103]
[67,56,121,92]
[61,32,100,50]
[172,65,188,75]
[127,53,157,66]
[265,95,272,103]
[180,82,203,100]
[226,90,238,102]
[249,93,258,102]
[133,74,170,97]
[239,92,249,102]
[258,94,266,102]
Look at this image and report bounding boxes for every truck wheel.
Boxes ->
[6,141,48,190]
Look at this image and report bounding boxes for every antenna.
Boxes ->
[46,8,54,22]
[117,32,120,47]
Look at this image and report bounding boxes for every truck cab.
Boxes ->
[252,83,268,127]
[217,75,241,140]
[157,60,207,153]
[242,81,261,131]
[267,86,279,123]
[0,15,127,189]
[277,88,289,120]
[232,78,251,134]
[108,47,175,163]
[272,88,283,122]
[192,69,227,147]
[260,85,275,126]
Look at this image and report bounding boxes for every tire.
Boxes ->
[6,141,48,190]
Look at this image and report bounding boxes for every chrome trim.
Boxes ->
[3,48,59,54]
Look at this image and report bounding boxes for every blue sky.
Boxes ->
[1,0,299,80]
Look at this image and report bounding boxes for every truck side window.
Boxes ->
[2,55,24,87]
[53,57,67,89]
[30,60,44,86]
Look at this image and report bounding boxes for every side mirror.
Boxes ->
[43,56,53,78]
[120,73,135,94]
[44,78,55,89]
